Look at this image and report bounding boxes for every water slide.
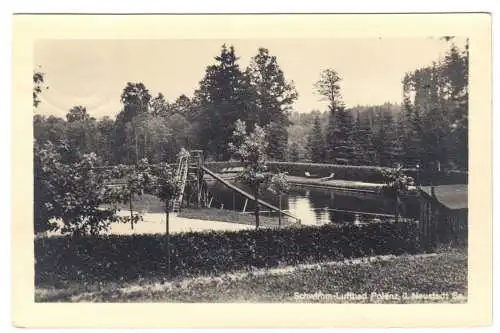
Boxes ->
[201,166,301,223]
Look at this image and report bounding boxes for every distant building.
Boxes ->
[418,184,468,248]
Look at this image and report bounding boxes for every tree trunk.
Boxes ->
[254,190,260,229]
[165,201,171,279]
[134,125,139,164]
[129,192,134,230]
[278,194,282,228]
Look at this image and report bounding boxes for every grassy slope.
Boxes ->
[36,248,467,303]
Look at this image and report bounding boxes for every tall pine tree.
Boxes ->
[306,115,325,163]
[246,48,298,160]
[195,45,253,160]
[314,69,354,163]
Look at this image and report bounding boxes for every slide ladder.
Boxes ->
[172,150,190,212]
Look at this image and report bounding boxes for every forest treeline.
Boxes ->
[34,39,468,171]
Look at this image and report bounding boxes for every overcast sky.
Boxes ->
[34,38,458,118]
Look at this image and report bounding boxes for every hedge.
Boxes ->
[35,221,420,287]
[205,161,468,185]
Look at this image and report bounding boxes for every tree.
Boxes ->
[64,106,98,161]
[149,92,169,117]
[33,115,66,145]
[196,45,252,160]
[328,106,354,163]
[351,110,375,165]
[267,172,290,227]
[33,69,48,109]
[288,110,327,162]
[441,39,469,169]
[95,116,116,164]
[314,69,343,113]
[228,119,271,229]
[399,40,469,171]
[315,69,353,163]
[265,121,289,161]
[34,141,121,235]
[246,48,298,159]
[120,82,152,121]
[66,106,89,123]
[306,115,325,163]
[114,159,153,230]
[115,82,153,164]
[288,142,300,162]
[372,107,397,166]
[150,160,182,279]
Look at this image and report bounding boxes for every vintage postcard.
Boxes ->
[11,13,492,327]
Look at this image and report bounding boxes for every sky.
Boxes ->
[34,38,457,118]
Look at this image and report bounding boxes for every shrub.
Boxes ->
[206,161,468,185]
[34,141,122,235]
[35,221,420,286]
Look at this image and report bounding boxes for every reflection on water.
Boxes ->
[206,182,419,226]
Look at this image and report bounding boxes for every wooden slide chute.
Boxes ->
[201,166,301,224]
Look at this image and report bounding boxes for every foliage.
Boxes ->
[34,141,121,235]
[36,248,467,303]
[195,44,253,160]
[113,159,155,228]
[380,166,415,221]
[206,161,467,185]
[351,110,375,165]
[246,47,298,160]
[314,69,343,112]
[32,41,468,170]
[264,121,289,161]
[306,115,325,163]
[401,39,469,170]
[66,106,90,123]
[33,69,48,109]
[326,106,354,163]
[268,172,290,195]
[119,82,152,121]
[314,69,356,164]
[148,162,181,211]
[228,119,272,228]
[35,220,420,285]
[381,166,415,198]
[288,142,300,162]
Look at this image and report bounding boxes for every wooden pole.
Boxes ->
[242,198,248,213]
[129,192,134,230]
[255,191,260,229]
[232,192,235,211]
[278,194,282,228]
[166,201,171,280]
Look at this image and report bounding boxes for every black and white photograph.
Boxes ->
[10,13,492,327]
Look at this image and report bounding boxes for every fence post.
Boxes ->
[242,198,248,213]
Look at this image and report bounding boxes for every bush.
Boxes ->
[205,161,468,185]
[35,221,420,286]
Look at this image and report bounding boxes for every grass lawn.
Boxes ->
[178,208,296,228]
[35,248,467,303]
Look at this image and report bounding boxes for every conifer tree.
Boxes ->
[307,115,325,163]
